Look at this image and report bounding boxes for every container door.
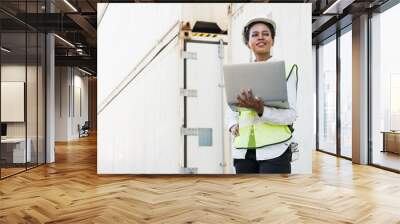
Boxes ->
[186,41,226,174]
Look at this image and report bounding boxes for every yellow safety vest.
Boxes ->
[233,64,298,149]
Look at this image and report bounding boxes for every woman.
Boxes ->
[226,17,297,174]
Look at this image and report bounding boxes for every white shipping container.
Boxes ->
[98,3,313,174]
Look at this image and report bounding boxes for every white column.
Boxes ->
[46,33,55,163]
[45,0,56,163]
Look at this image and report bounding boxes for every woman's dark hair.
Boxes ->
[244,21,275,45]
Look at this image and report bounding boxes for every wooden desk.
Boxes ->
[382,131,400,154]
[1,138,32,163]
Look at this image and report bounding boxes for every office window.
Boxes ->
[371,3,400,171]
[340,29,352,158]
[318,37,337,154]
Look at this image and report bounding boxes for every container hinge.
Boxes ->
[181,127,199,136]
[181,50,197,60]
[180,88,198,97]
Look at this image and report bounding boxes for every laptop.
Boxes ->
[223,60,289,111]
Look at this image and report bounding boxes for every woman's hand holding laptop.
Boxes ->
[230,88,264,137]
[236,88,264,116]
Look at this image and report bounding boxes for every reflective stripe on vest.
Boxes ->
[233,64,297,149]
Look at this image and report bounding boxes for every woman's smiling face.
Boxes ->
[247,23,274,55]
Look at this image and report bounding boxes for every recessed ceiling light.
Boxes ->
[323,0,354,15]
[54,34,75,48]
[63,0,78,12]
[1,47,11,53]
[78,67,93,76]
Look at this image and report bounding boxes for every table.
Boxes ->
[381,131,400,154]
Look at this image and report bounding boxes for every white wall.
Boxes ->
[55,67,69,141]
[229,3,313,173]
[55,67,89,141]
[72,72,89,138]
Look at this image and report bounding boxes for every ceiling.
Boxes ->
[1,0,98,74]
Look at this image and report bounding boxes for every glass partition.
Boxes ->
[0,1,46,179]
[1,31,28,177]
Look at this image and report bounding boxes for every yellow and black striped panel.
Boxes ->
[192,33,218,38]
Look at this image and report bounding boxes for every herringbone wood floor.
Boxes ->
[1,134,400,224]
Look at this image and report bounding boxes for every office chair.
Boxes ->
[79,121,90,138]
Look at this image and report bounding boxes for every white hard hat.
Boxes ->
[242,17,276,47]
